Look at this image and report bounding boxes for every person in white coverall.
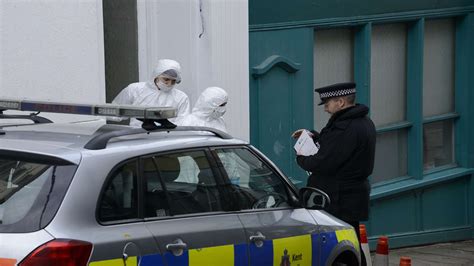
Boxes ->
[112,59,190,127]
[177,87,250,185]
[177,86,228,132]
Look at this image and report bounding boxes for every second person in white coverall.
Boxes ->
[176,87,249,185]
[177,86,228,132]
[112,59,190,127]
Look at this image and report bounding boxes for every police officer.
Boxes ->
[292,82,376,242]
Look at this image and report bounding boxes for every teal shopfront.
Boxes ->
[249,1,474,248]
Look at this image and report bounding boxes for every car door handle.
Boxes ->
[249,232,266,243]
[166,239,187,256]
[122,242,142,265]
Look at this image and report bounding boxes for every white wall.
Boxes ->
[0,0,105,122]
[138,0,249,141]
[1,0,250,139]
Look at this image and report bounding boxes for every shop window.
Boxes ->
[423,18,456,171]
[371,23,407,127]
[313,28,354,131]
[371,129,408,183]
[423,121,454,170]
[370,23,408,183]
[423,19,455,117]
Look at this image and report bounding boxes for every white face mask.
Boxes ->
[211,106,226,119]
[155,80,174,92]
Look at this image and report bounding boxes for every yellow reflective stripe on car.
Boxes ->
[335,229,360,252]
[189,244,234,266]
[89,256,138,266]
[88,230,357,265]
[272,234,312,266]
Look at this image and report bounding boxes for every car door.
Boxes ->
[93,159,163,265]
[212,146,321,266]
[142,149,248,266]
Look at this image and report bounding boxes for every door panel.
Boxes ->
[146,215,248,266]
[254,67,293,177]
[88,225,163,266]
[91,159,163,265]
[213,146,319,265]
[142,150,248,266]
[307,209,358,265]
[249,28,314,185]
[239,209,319,266]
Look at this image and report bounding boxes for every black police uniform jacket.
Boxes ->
[296,104,376,222]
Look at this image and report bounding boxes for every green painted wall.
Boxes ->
[250,0,474,28]
[455,14,474,170]
[406,19,424,180]
[368,174,472,248]
[249,0,474,248]
[455,13,474,238]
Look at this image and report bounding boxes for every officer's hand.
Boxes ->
[292,129,304,139]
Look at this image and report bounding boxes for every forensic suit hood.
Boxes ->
[149,59,182,85]
[177,86,228,132]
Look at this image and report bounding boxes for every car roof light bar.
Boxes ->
[84,125,233,150]
[0,98,177,120]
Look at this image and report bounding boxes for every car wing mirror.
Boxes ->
[299,187,331,210]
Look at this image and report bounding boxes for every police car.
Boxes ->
[0,99,360,266]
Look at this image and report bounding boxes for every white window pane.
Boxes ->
[371,24,407,127]
[371,130,408,184]
[423,19,455,117]
[314,28,354,131]
[423,120,454,170]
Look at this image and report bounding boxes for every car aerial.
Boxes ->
[0,99,361,266]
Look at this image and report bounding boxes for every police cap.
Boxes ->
[314,82,356,105]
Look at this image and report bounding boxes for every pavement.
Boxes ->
[371,240,474,265]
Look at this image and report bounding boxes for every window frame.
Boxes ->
[97,145,301,225]
[97,147,230,225]
[209,145,300,212]
[142,148,229,218]
[96,158,141,225]
[368,17,462,186]
[422,116,458,173]
[312,14,470,189]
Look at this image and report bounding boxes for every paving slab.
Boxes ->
[371,240,474,266]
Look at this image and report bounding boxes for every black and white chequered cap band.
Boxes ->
[320,88,356,99]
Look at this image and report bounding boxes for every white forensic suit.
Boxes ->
[177,87,250,184]
[177,86,228,132]
[112,59,190,127]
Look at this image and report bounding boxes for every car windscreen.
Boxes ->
[0,151,77,233]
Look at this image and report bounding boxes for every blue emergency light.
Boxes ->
[0,98,177,120]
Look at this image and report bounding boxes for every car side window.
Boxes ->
[144,150,227,218]
[215,148,291,210]
[98,160,138,222]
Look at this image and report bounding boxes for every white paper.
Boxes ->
[293,130,319,156]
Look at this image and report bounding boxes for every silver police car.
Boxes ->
[0,99,360,266]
